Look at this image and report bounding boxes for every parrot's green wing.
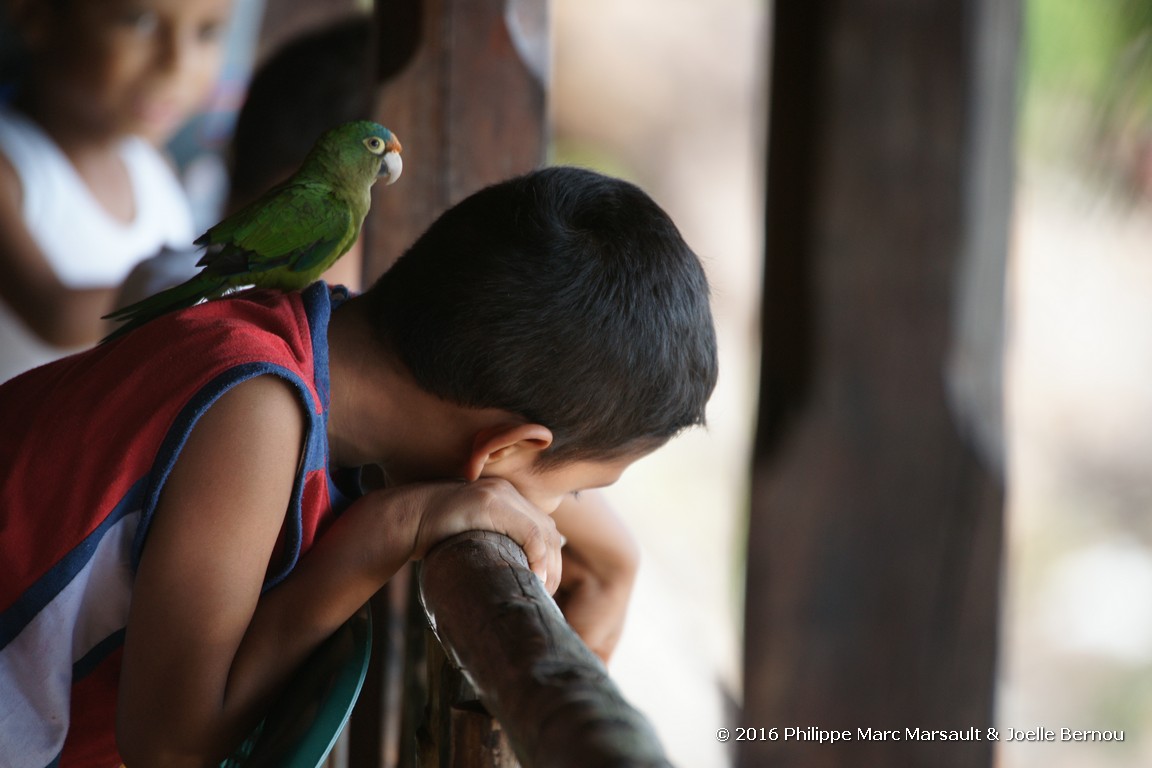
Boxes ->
[101,119,400,344]
[196,179,359,279]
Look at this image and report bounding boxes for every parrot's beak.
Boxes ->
[379,136,403,185]
[380,150,403,185]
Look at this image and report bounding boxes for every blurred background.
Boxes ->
[559,1,1152,765]
[999,2,1152,767]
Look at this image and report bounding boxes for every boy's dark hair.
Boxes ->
[364,166,718,466]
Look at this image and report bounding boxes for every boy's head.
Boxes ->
[10,0,231,143]
[363,166,719,468]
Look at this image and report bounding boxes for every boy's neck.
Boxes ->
[326,296,508,481]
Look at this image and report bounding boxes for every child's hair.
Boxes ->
[0,4,27,97]
[364,166,719,466]
[228,16,376,210]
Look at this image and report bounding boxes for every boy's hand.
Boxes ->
[551,492,640,663]
[379,477,564,594]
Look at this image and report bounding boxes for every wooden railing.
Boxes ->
[414,532,673,768]
[332,533,672,768]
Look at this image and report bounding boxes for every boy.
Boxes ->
[0,166,718,767]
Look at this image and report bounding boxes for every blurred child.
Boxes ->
[0,0,232,381]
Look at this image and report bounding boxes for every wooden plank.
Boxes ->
[740,0,1017,765]
[364,0,548,279]
[419,531,672,768]
[348,570,413,768]
[256,0,364,64]
[349,2,549,761]
[417,630,520,768]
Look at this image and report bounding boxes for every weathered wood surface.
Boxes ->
[741,0,1017,766]
[347,569,413,768]
[416,629,520,768]
[364,0,548,278]
[348,2,550,763]
[256,0,364,64]
[419,531,673,768]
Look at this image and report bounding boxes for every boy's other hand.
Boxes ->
[554,542,636,663]
[551,492,640,664]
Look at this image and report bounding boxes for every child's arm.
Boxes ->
[551,491,640,663]
[116,375,561,766]
[0,154,118,346]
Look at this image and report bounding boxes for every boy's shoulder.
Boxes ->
[127,285,335,381]
[4,285,336,427]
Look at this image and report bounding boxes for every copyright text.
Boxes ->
[714,726,1126,743]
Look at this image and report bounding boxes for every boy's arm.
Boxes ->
[117,375,561,766]
[0,154,118,346]
[551,491,640,663]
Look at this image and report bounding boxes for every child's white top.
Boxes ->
[0,104,195,382]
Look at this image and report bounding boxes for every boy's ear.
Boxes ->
[463,423,554,481]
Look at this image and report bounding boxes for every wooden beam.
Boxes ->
[256,0,363,64]
[416,630,520,768]
[741,0,1018,765]
[364,0,548,279]
[419,531,672,768]
[347,569,413,768]
[349,2,550,763]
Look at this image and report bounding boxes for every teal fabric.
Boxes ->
[221,606,372,768]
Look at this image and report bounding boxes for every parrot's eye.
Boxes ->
[364,137,385,154]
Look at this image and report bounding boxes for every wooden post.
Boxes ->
[416,630,520,768]
[255,0,363,62]
[363,0,549,279]
[347,568,413,768]
[419,532,673,768]
[348,2,549,763]
[741,0,1018,766]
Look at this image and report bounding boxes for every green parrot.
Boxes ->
[101,120,402,343]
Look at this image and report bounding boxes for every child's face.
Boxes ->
[487,453,641,516]
[31,0,232,143]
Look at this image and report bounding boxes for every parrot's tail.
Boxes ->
[100,275,227,344]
